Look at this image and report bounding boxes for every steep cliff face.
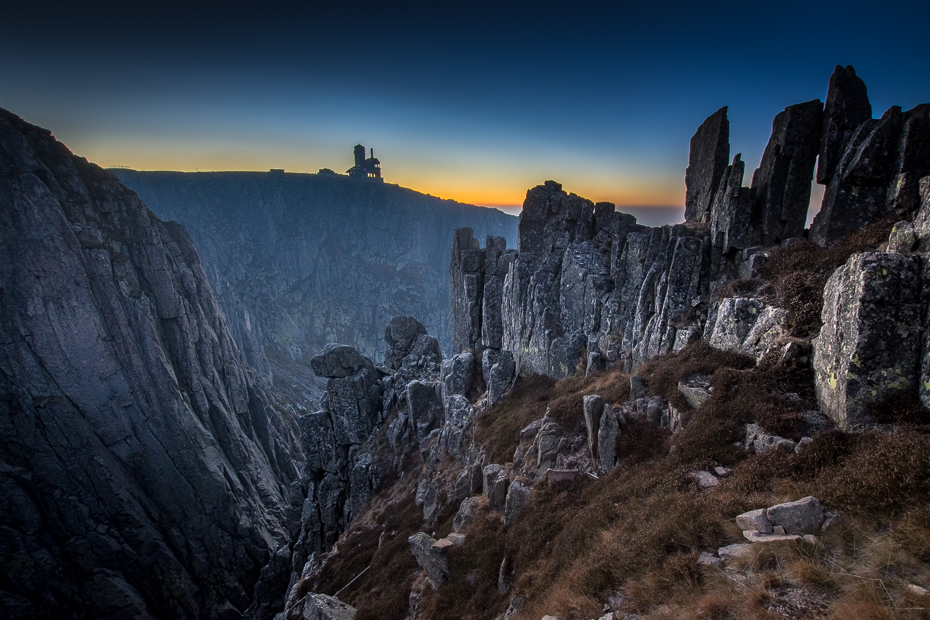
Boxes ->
[0,109,302,619]
[114,170,518,400]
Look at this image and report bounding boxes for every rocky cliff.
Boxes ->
[276,65,930,620]
[114,170,518,403]
[453,65,930,432]
[0,108,303,618]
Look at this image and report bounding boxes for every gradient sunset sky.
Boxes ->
[2,0,928,219]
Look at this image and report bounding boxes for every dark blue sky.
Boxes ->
[2,0,928,217]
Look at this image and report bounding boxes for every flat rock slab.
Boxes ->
[742,530,801,543]
[546,469,583,485]
[697,551,723,567]
[431,538,455,554]
[718,543,754,561]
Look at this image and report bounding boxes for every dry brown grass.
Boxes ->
[761,218,897,336]
[475,368,630,464]
[310,487,422,620]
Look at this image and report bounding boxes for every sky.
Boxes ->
[2,1,928,221]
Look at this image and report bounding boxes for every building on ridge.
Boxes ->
[346,144,383,181]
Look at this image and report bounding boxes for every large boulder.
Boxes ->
[453,496,481,533]
[408,532,451,585]
[504,480,532,526]
[685,107,730,223]
[766,497,825,535]
[311,343,373,378]
[384,316,427,370]
[813,252,921,428]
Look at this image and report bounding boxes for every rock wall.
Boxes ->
[451,66,930,431]
[0,108,302,618]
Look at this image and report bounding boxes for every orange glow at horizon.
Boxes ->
[73,136,686,213]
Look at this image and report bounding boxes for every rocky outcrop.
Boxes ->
[818,65,872,185]
[813,252,921,428]
[750,99,823,245]
[709,153,753,256]
[685,106,730,223]
[283,593,356,620]
[736,497,826,543]
[0,108,301,618]
[115,170,517,401]
[811,104,930,246]
[706,298,788,361]
[408,532,451,586]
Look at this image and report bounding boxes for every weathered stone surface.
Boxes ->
[750,99,823,245]
[766,497,825,535]
[408,532,451,585]
[484,465,510,510]
[709,154,753,254]
[707,298,787,360]
[678,374,712,409]
[887,221,917,254]
[0,108,302,619]
[685,107,730,223]
[284,593,356,620]
[887,106,930,214]
[742,531,802,543]
[818,65,873,185]
[813,252,921,428]
[501,182,600,377]
[810,106,912,245]
[691,471,719,489]
[736,508,774,534]
[597,405,621,473]
[401,333,442,370]
[451,228,485,355]
[406,380,444,442]
[504,480,532,526]
[482,236,516,350]
[487,349,516,405]
[744,424,796,454]
[583,394,605,457]
[384,316,427,370]
[453,496,480,533]
[320,355,384,445]
[311,343,374,378]
[431,538,455,553]
[629,233,708,369]
[912,177,930,251]
[717,543,754,561]
[697,552,723,567]
[441,352,474,404]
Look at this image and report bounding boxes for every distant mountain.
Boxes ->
[115,170,518,401]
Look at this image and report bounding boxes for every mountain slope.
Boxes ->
[0,109,301,619]
[114,170,518,401]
